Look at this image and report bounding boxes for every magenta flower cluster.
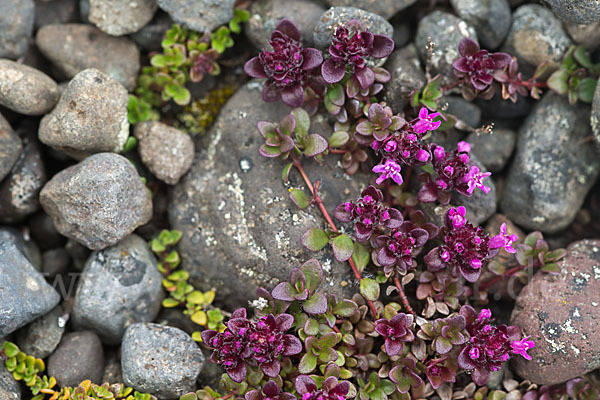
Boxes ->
[452,37,511,91]
[374,222,429,272]
[296,375,350,400]
[458,306,534,385]
[244,19,323,107]
[322,21,394,89]
[333,185,403,242]
[201,309,302,382]
[374,313,415,356]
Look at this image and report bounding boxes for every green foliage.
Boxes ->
[547,45,600,104]
[411,75,443,111]
[514,231,567,275]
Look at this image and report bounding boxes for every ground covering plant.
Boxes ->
[4,11,600,400]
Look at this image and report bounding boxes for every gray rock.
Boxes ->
[130,11,173,52]
[39,69,129,160]
[381,44,426,112]
[391,21,410,49]
[134,122,195,185]
[415,11,477,83]
[102,353,123,384]
[592,76,600,148]
[29,212,65,250]
[79,0,90,22]
[0,133,47,223]
[511,239,600,385]
[36,24,140,91]
[324,0,417,20]
[565,21,600,51]
[0,59,60,115]
[47,331,104,387]
[42,248,70,277]
[466,128,516,173]
[121,323,205,399]
[169,82,361,310]
[72,235,163,344]
[89,0,157,36]
[16,304,65,359]
[313,6,393,50]
[0,227,42,271]
[543,0,600,24]
[441,95,481,128]
[476,92,533,119]
[246,0,325,49]
[35,0,79,29]
[0,0,34,59]
[0,362,20,400]
[501,93,600,233]
[156,0,235,33]
[0,123,22,182]
[450,0,511,49]
[502,4,572,72]
[0,240,60,337]
[451,153,497,226]
[40,153,153,250]
[65,239,91,271]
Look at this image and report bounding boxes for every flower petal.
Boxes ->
[228,362,247,383]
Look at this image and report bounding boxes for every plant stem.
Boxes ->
[291,156,378,318]
[393,275,416,316]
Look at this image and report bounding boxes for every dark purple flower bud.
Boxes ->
[457,305,522,385]
[334,185,403,243]
[452,37,511,92]
[321,21,393,88]
[295,375,350,400]
[374,313,415,356]
[425,358,456,389]
[244,19,323,107]
[375,222,429,272]
[246,380,297,400]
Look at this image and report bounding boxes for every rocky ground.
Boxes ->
[1,0,600,399]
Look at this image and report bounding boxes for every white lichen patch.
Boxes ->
[561,318,578,334]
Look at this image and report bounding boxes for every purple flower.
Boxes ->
[457,306,521,386]
[321,21,394,89]
[452,37,512,91]
[295,375,349,400]
[333,185,403,242]
[511,336,535,361]
[425,207,500,282]
[246,381,296,400]
[374,131,431,167]
[413,107,444,134]
[374,313,415,356]
[202,309,302,382]
[244,19,323,107]
[375,223,429,272]
[447,206,467,230]
[372,159,403,185]
[489,223,518,253]
[464,165,492,194]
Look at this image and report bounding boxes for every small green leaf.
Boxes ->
[331,234,354,262]
[303,291,328,314]
[290,189,310,209]
[304,134,328,157]
[186,291,205,304]
[282,162,293,182]
[328,131,350,148]
[578,77,596,103]
[180,393,198,400]
[150,54,166,67]
[191,311,207,325]
[541,263,560,274]
[299,353,317,374]
[421,164,435,175]
[2,342,19,358]
[292,108,310,138]
[547,70,569,95]
[333,299,358,317]
[122,136,137,152]
[574,46,593,69]
[352,242,370,273]
[301,228,329,251]
[162,298,180,308]
[360,278,380,301]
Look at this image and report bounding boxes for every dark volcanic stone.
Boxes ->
[16,304,65,359]
[0,123,22,182]
[324,0,417,20]
[0,240,60,337]
[72,235,163,344]
[129,11,173,52]
[592,76,600,149]
[543,0,600,24]
[245,0,325,49]
[500,93,600,233]
[156,0,235,33]
[382,44,426,113]
[40,153,153,250]
[0,361,20,399]
[0,0,34,59]
[450,0,511,49]
[47,331,104,387]
[89,0,157,36]
[169,81,363,310]
[511,239,600,385]
[121,323,205,399]
[36,24,140,90]
[466,128,516,173]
